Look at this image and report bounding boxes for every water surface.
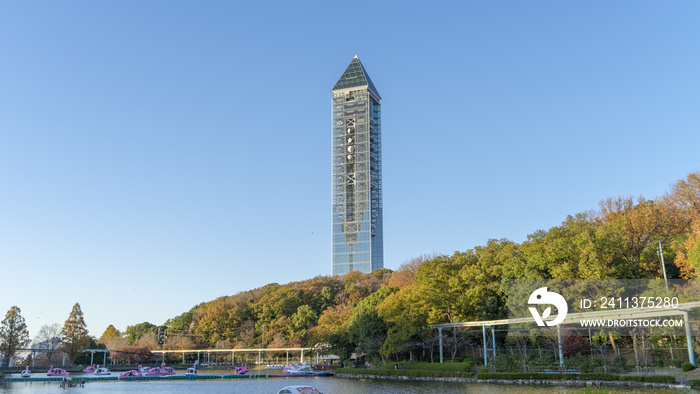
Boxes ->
[2,377,691,394]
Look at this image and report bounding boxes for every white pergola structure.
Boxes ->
[431,301,700,367]
[151,347,321,366]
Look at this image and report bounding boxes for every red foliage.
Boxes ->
[112,346,153,364]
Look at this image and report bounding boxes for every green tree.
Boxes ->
[61,303,90,362]
[166,309,195,336]
[328,332,355,365]
[317,286,336,311]
[124,322,157,344]
[412,255,464,324]
[292,305,318,329]
[521,213,597,279]
[457,239,522,321]
[0,306,30,367]
[256,287,304,323]
[347,286,397,364]
[377,285,429,360]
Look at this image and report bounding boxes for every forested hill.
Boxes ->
[105,171,700,361]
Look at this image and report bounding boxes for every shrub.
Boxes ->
[528,353,556,369]
[611,355,628,368]
[644,375,676,384]
[336,368,466,378]
[475,371,674,384]
[590,355,605,368]
[582,373,623,381]
[671,359,681,367]
[688,379,700,389]
[494,354,523,372]
[682,362,695,372]
[566,354,593,373]
[619,375,676,384]
[477,372,612,381]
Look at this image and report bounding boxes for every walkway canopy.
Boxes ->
[430,301,700,367]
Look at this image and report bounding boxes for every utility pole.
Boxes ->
[658,241,669,290]
[157,328,167,364]
[261,324,266,365]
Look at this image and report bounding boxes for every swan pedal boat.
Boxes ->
[145,364,176,376]
[277,386,323,394]
[119,366,143,378]
[46,365,67,376]
[283,363,314,376]
[227,365,249,374]
[94,367,111,375]
[20,368,31,378]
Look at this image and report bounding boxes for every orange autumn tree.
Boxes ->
[669,171,700,278]
[61,303,90,362]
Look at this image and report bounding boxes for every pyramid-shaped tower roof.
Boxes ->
[332,56,381,99]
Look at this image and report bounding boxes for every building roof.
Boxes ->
[332,56,380,98]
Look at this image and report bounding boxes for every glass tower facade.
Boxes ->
[331,56,383,275]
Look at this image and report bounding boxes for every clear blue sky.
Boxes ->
[1,1,699,339]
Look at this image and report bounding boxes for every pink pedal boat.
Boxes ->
[228,364,249,374]
[145,363,176,376]
[119,365,143,378]
[47,365,67,376]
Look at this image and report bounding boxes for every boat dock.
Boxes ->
[4,374,280,382]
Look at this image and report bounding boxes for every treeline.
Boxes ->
[102,171,700,364]
[1,303,101,367]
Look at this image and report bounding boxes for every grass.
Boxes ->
[338,361,475,379]
[676,366,700,380]
[337,368,469,378]
[379,361,473,373]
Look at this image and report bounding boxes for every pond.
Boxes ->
[1,376,686,393]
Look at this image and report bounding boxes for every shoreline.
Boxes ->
[335,373,687,390]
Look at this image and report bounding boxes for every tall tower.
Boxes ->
[331,56,383,275]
